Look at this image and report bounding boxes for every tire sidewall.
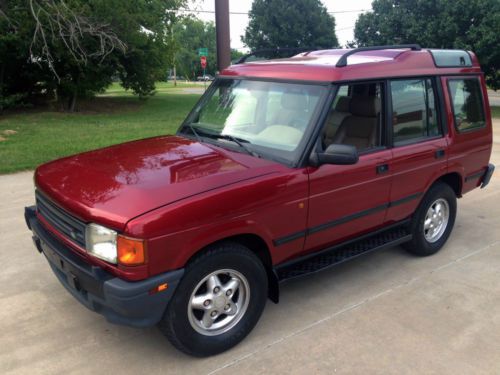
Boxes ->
[411,183,457,256]
[164,244,268,356]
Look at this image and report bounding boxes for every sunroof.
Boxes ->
[429,49,472,67]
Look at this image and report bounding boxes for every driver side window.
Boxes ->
[322,82,384,153]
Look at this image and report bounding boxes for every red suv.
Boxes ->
[25,45,494,356]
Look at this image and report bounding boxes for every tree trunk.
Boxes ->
[173,65,177,87]
[68,87,77,112]
[0,63,4,115]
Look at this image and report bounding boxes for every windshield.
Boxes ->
[180,78,328,164]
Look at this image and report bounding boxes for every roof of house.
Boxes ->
[220,48,482,82]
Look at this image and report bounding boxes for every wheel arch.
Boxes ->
[431,172,463,197]
[187,233,280,304]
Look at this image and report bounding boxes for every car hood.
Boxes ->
[35,136,279,230]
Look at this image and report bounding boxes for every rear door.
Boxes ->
[385,78,449,223]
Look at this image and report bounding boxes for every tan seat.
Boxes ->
[272,91,309,128]
[323,96,351,147]
[332,96,380,150]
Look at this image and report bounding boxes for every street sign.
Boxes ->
[198,48,208,57]
[200,55,207,69]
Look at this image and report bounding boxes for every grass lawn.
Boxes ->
[0,82,202,174]
[491,106,500,119]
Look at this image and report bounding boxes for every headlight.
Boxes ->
[85,223,117,263]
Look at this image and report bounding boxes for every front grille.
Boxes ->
[36,191,86,247]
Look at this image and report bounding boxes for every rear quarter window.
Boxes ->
[447,78,486,132]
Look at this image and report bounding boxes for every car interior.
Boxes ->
[322,83,383,152]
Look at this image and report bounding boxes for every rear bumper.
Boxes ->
[25,206,184,328]
[481,163,495,188]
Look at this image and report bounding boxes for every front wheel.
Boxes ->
[404,182,457,256]
[159,242,268,357]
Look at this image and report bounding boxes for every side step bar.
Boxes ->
[276,222,412,282]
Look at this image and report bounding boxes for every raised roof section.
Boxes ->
[221,47,481,83]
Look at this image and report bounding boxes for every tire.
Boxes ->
[404,182,457,256]
[158,242,268,357]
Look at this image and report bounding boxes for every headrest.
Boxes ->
[350,96,380,117]
[335,96,351,112]
[281,91,308,111]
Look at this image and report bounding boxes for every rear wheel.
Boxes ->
[159,242,268,357]
[405,182,457,256]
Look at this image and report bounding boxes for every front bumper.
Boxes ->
[25,206,184,328]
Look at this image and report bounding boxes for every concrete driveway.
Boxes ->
[1,122,499,375]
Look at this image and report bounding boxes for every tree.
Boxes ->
[242,0,339,51]
[172,17,217,80]
[0,0,186,111]
[353,0,500,89]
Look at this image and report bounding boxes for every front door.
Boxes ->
[305,81,393,253]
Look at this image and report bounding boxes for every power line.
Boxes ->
[177,8,369,15]
[336,25,356,31]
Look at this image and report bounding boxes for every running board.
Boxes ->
[276,223,412,282]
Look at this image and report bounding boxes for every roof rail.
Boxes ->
[335,44,422,68]
[235,47,319,64]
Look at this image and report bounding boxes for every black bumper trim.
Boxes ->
[481,163,495,189]
[25,206,184,328]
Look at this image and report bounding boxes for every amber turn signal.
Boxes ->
[149,283,168,295]
[117,235,146,265]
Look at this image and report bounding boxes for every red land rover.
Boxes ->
[25,45,494,356]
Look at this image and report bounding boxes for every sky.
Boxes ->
[181,0,374,51]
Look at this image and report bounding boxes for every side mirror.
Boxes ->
[312,144,359,165]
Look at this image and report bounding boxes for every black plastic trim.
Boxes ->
[481,163,495,188]
[274,219,411,271]
[307,203,388,235]
[389,192,423,207]
[336,44,422,67]
[273,192,422,246]
[465,169,487,182]
[273,230,307,247]
[25,206,184,328]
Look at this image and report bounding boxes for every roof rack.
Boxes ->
[335,44,422,68]
[235,47,320,64]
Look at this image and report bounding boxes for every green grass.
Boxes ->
[0,84,202,174]
[490,106,500,119]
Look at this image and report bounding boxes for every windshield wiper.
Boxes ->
[216,134,260,158]
[185,123,202,143]
[184,125,260,158]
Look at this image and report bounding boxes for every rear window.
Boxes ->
[448,78,486,132]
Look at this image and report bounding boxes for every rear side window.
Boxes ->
[448,78,486,132]
[390,79,440,144]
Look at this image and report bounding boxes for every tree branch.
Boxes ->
[28,0,127,81]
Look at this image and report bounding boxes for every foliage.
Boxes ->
[0,0,186,111]
[242,0,339,51]
[353,0,500,89]
[172,16,217,79]
[171,17,245,80]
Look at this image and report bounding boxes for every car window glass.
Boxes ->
[448,78,485,132]
[322,82,383,153]
[391,79,440,144]
[184,79,328,165]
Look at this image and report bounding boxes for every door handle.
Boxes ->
[435,149,445,159]
[376,164,389,174]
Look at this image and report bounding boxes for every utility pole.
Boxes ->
[215,0,231,72]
